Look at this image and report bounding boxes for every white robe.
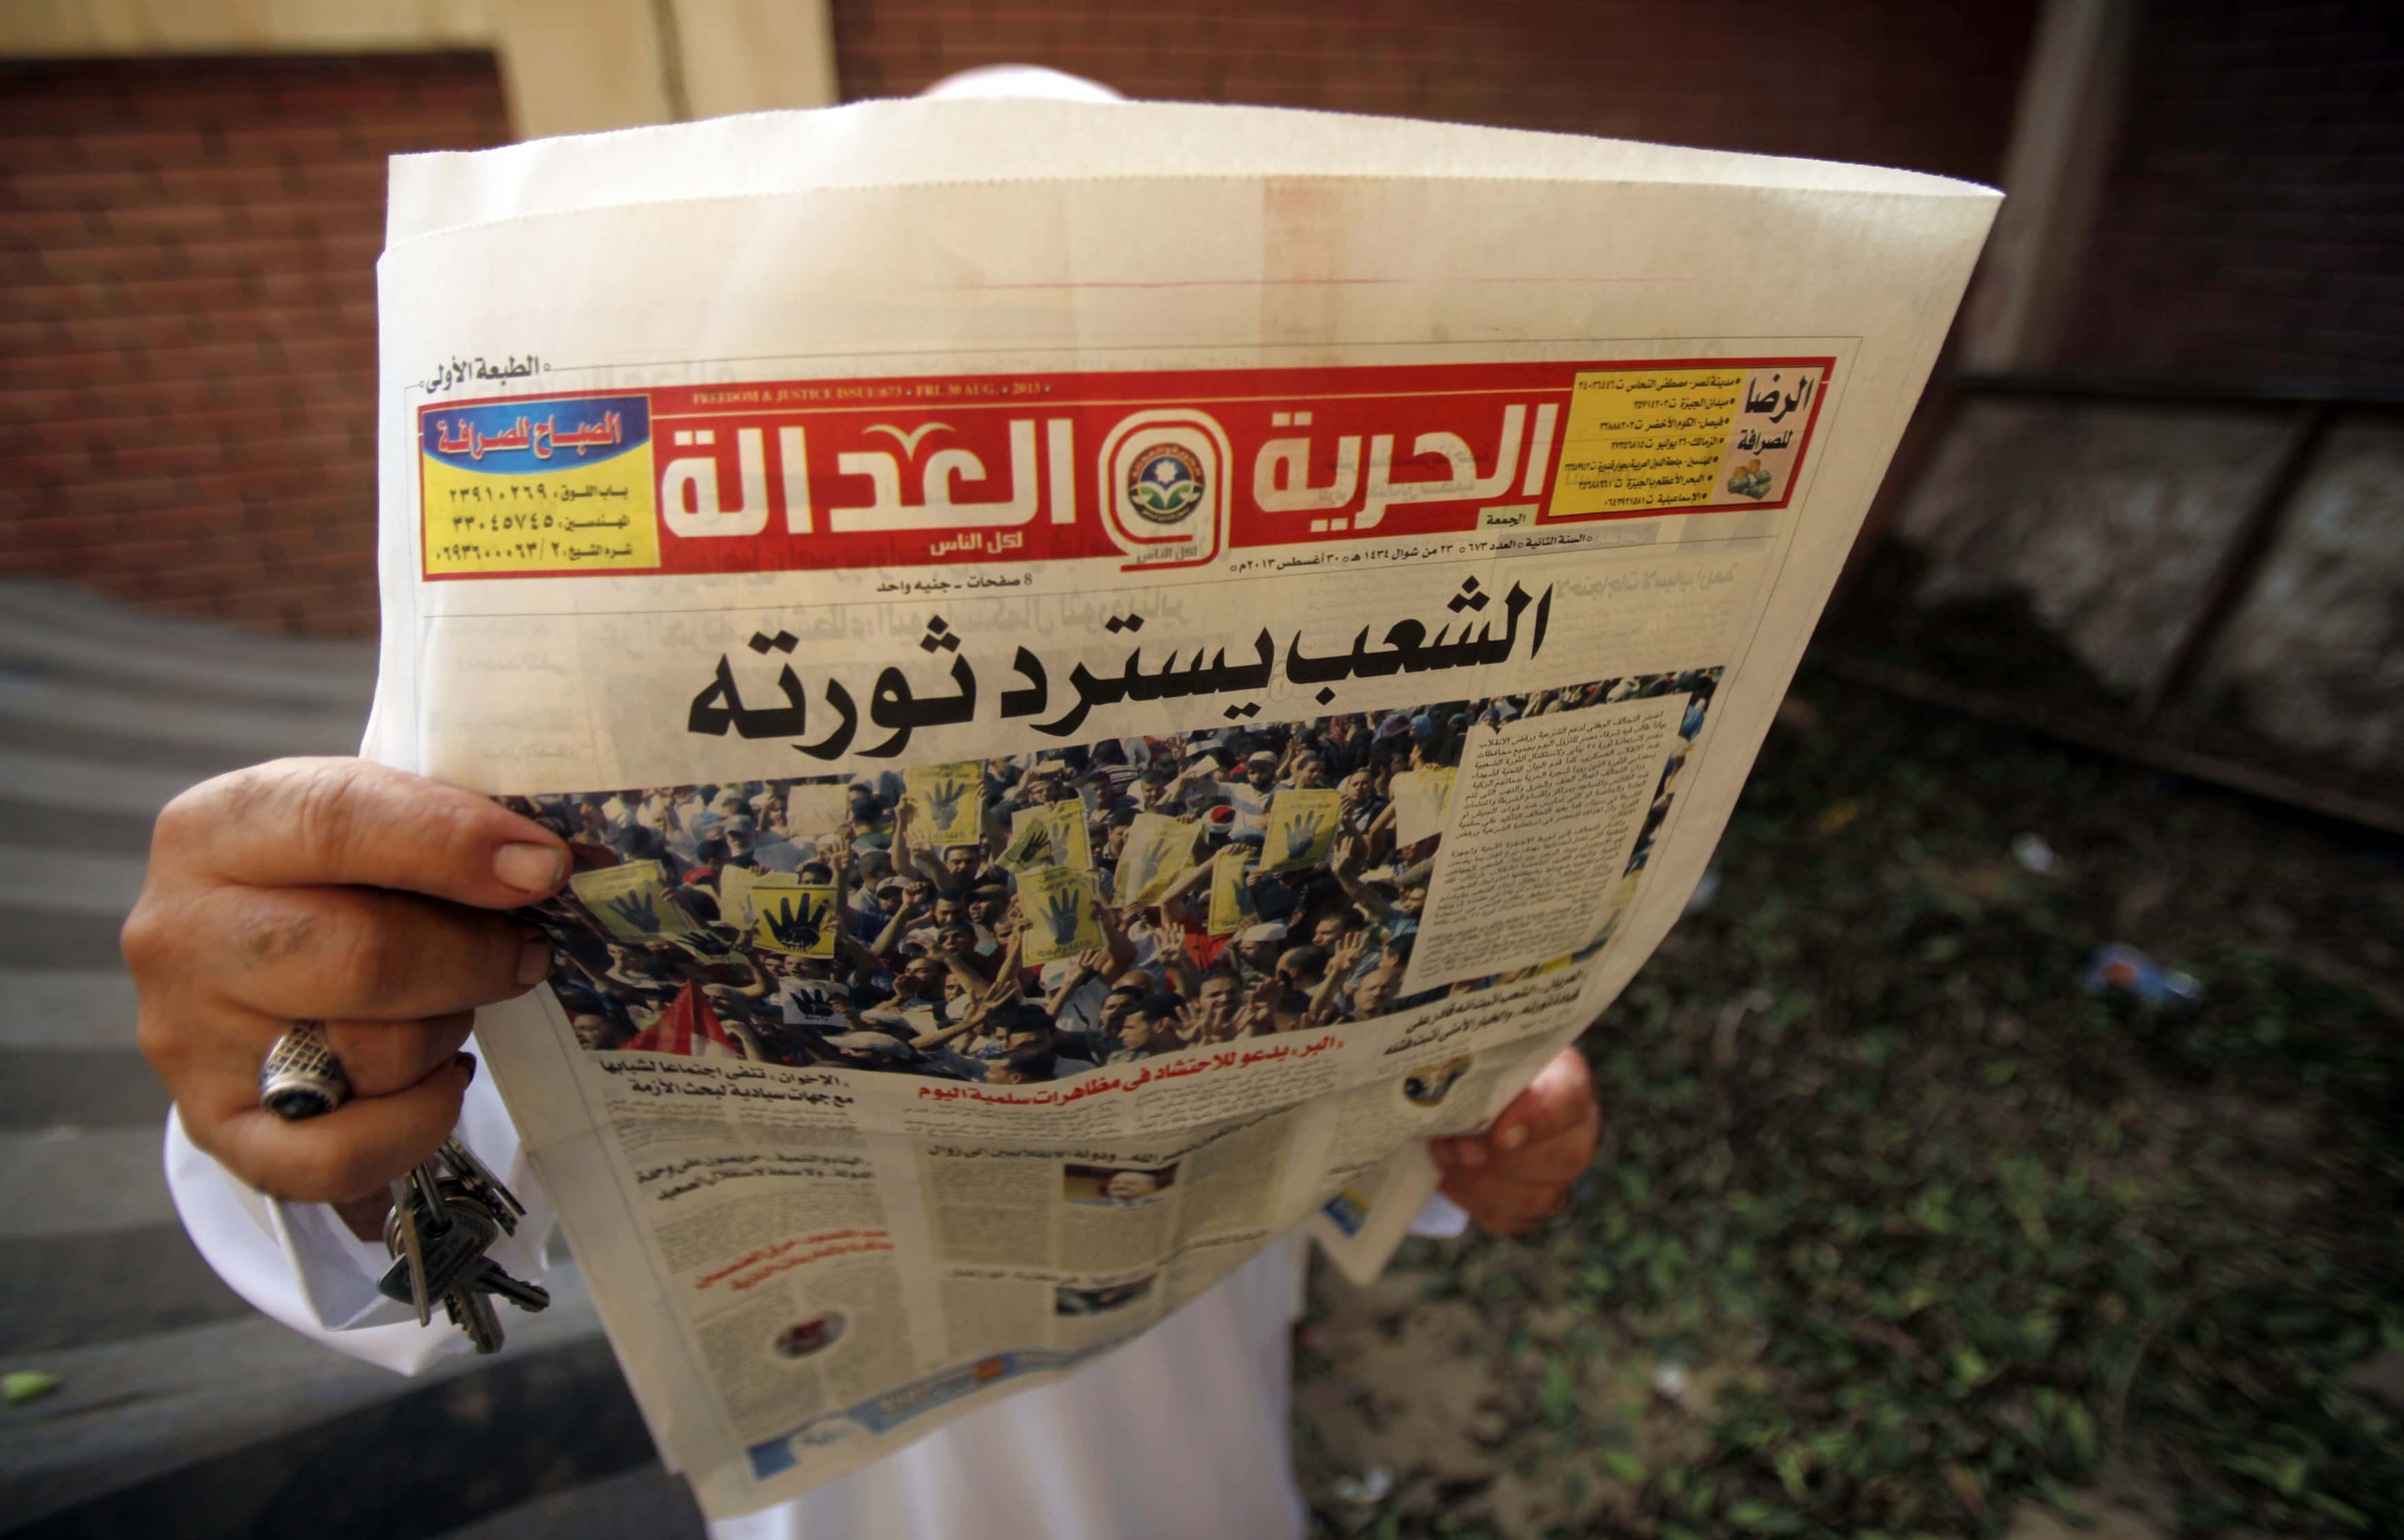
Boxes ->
[165,1067,1464,1538]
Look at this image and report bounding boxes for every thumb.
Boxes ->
[160,758,567,907]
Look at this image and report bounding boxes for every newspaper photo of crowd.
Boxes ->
[503,670,1721,1085]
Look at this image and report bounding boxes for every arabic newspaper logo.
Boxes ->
[421,394,649,473]
[1124,443,1204,525]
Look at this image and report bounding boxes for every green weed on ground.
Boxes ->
[1298,674,2404,1539]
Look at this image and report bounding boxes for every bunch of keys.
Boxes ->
[378,1137,551,1352]
[261,1023,550,1354]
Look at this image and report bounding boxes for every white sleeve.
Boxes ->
[163,1052,556,1374]
[1409,1191,1471,1238]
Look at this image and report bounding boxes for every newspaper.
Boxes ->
[365,100,1997,1517]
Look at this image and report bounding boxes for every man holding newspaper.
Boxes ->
[124,58,1993,1540]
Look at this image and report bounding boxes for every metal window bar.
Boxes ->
[1819,370,2404,837]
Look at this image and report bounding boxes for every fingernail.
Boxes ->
[517,936,553,986]
[1497,1124,1528,1152]
[455,1052,478,1084]
[1457,1142,1487,1168]
[495,841,565,895]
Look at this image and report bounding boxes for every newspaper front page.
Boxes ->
[364,100,1997,1516]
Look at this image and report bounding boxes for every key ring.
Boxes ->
[258,1021,350,1120]
[257,1024,544,1350]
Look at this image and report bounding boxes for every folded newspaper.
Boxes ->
[367,98,1997,1515]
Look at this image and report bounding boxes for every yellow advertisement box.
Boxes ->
[1550,367,1746,517]
[418,395,659,576]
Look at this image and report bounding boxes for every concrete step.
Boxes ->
[0,1221,254,1355]
[0,583,646,1540]
[0,969,144,1051]
[0,846,149,920]
[435,1463,706,1540]
[0,675,363,760]
[0,1124,177,1238]
[0,908,141,971]
[4,1270,635,1537]
[0,750,202,822]
[0,582,378,675]
[0,618,375,714]
[0,795,165,859]
[0,1047,171,1131]
[0,712,288,783]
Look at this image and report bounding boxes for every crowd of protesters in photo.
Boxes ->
[506,670,1719,1084]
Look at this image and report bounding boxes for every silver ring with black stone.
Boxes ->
[258,1021,350,1121]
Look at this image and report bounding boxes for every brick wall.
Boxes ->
[1,16,2041,639]
[2056,0,2404,388]
[834,0,2037,183]
[0,55,508,638]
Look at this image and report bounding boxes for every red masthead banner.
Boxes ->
[418,357,1831,581]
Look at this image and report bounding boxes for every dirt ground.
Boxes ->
[1291,670,2404,1539]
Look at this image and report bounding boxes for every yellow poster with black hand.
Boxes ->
[905,762,984,850]
[1051,803,1095,873]
[1207,847,1259,936]
[997,802,1091,875]
[571,860,695,943]
[1114,811,1194,905]
[1016,864,1103,966]
[995,810,1053,874]
[751,879,840,958]
[1262,789,1341,872]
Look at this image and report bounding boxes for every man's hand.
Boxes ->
[1429,1048,1599,1237]
[124,758,567,1205]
